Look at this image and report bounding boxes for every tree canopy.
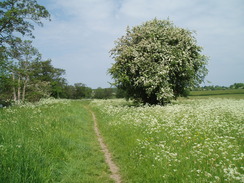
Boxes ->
[0,0,50,47]
[0,42,67,103]
[0,0,52,104]
[109,19,208,105]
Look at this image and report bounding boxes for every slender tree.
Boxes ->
[8,40,41,103]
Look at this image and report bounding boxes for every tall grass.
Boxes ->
[91,98,244,182]
[0,99,112,182]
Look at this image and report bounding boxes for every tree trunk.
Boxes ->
[12,73,17,102]
[22,75,29,102]
[17,75,21,104]
[22,81,26,102]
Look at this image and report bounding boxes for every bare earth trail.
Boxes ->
[88,108,122,183]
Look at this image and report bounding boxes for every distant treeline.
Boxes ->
[58,84,126,100]
[192,83,244,91]
[63,82,244,100]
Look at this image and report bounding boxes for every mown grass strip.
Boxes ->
[190,89,244,97]
[0,99,112,183]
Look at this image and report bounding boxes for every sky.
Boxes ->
[32,0,244,88]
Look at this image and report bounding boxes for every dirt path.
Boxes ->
[90,110,122,183]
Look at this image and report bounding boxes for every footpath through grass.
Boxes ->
[91,98,244,182]
[0,99,112,183]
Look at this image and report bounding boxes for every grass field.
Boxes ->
[1,94,243,182]
[189,89,244,99]
[0,99,112,183]
[91,97,244,182]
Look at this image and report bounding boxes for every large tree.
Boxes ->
[109,19,208,105]
[0,0,50,47]
[0,0,50,104]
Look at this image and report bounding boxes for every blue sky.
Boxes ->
[32,0,244,88]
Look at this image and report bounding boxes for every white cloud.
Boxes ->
[33,0,244,88]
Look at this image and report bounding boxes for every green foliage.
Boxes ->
[191,83,244,91]
[0,47,12,102]
[230,83,244,89]
[8,40,42,102]
[93,87,116,99]
[192,85,229,91]
[115,87,127,98]
[0,39,67,103]
[74,83,92,99]
[0,53,67,103]
[30,59,66,99]
[109,19,208,105]
[0,0,53,103]
[62,83,92,99]
[0,0,50,47]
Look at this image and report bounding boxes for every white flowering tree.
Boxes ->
[109,19,208,105]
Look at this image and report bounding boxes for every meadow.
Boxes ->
[1,93,243,182]
[91,97,244,182]
[0,99,112,183]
